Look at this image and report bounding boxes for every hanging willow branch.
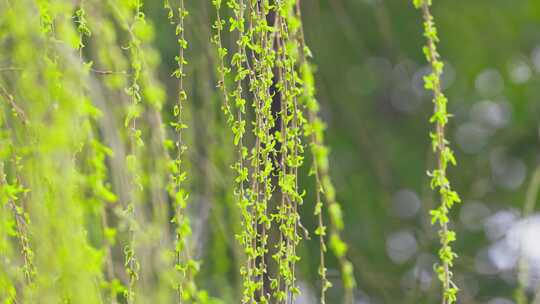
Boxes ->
[413,1,461,303]
[0,85,34,289]
[272,1,306,302]
[245,0,275,301]
[293,2,356,303]
[0,103,33,302]
[111,0,147,301]
[75,2,123,302]
[211,0,256,302]
[164,0,207,301]
[0,155,34,286]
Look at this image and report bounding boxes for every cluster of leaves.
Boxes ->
[413,0,461,303]
[211,0,356,303]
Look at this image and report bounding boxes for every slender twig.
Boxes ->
[90,68,129,75]
[0,66,22,72]
[0,85,28,124]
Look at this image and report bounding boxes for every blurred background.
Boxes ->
[30,0,539,303]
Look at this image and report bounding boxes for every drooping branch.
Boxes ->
[413,1,461,303]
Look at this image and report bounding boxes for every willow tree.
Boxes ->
[1,0,359,303]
